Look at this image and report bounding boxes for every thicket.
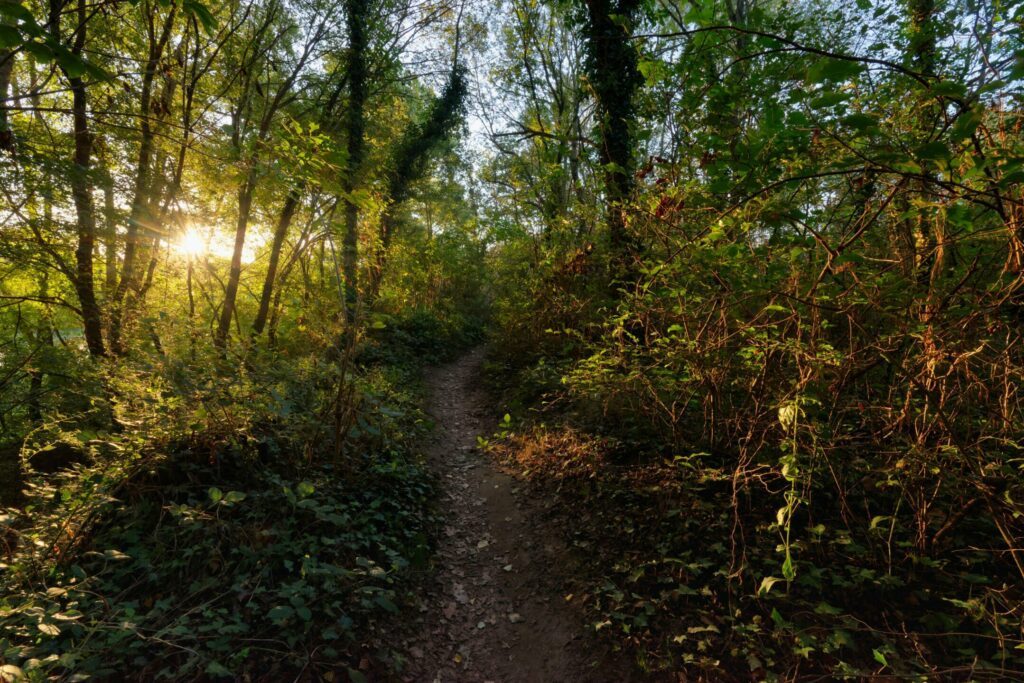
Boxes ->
[483,0,1024,678]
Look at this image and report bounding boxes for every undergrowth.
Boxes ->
[0,310,473,681]
[485,364,1024,681]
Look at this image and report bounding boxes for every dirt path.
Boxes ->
[398,350,631,682]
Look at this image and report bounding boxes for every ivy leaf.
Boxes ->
[0,664,25,681]
[814,602,843,615]
[374,594,398,613]
[38,622,61,636]
[205,661,232,677]
[267,605,293,624]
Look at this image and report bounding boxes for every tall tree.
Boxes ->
[215,3,327,349]
[341,0,369,325]
[108,0,179,355]
[579,0,643,267]
[368,63,467,301]
[252,186,302,336]
[51,0,106,357]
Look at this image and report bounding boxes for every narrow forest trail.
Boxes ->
[397,350,631,682]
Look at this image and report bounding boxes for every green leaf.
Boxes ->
[208,487,223,503]
[916,141,951,162]
[374,594,398,613]
[183,0,217,33]
[806,58,864,84]
[949,108,982,142]
[296,481,315,498]
[21,40,52,62]
[872,648,888,667]
[83,61,113,82]
[637,58,666,84]
[781,553,796,581]
[267,605,293,624]
[347,668,368,683]
[930,80,966,98]
[223,490,246,504]
[814,602,843,615]
[53,47,87,78]
[205,661,232,677]
[0,4,34,21]
[0,23,20,49]
[841,113,879,133]
[810,91,851,109]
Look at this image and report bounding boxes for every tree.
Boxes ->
[579,0,643,267]
[341,0,369,325]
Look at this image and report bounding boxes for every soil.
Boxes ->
[397,349,634,682]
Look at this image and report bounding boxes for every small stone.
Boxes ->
[477,621,486,629]
[503,564,513,572]
[508,612,523,624]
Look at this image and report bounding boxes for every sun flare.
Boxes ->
[175,228,207,258]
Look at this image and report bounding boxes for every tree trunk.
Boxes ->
[56,0,106,357]
[581,0,642,267]
[342,0,369,325]
[253,187,302,336]
[109,3,177,354]
[0,50,14,151]
[215,168,258,349]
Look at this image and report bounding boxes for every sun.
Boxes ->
[174,228,207,258]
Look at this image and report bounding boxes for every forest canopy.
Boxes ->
[1,0,1023,679]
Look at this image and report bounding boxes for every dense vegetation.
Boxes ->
[1,0,1023,679]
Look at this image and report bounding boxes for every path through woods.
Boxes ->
[398,350,630,682]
